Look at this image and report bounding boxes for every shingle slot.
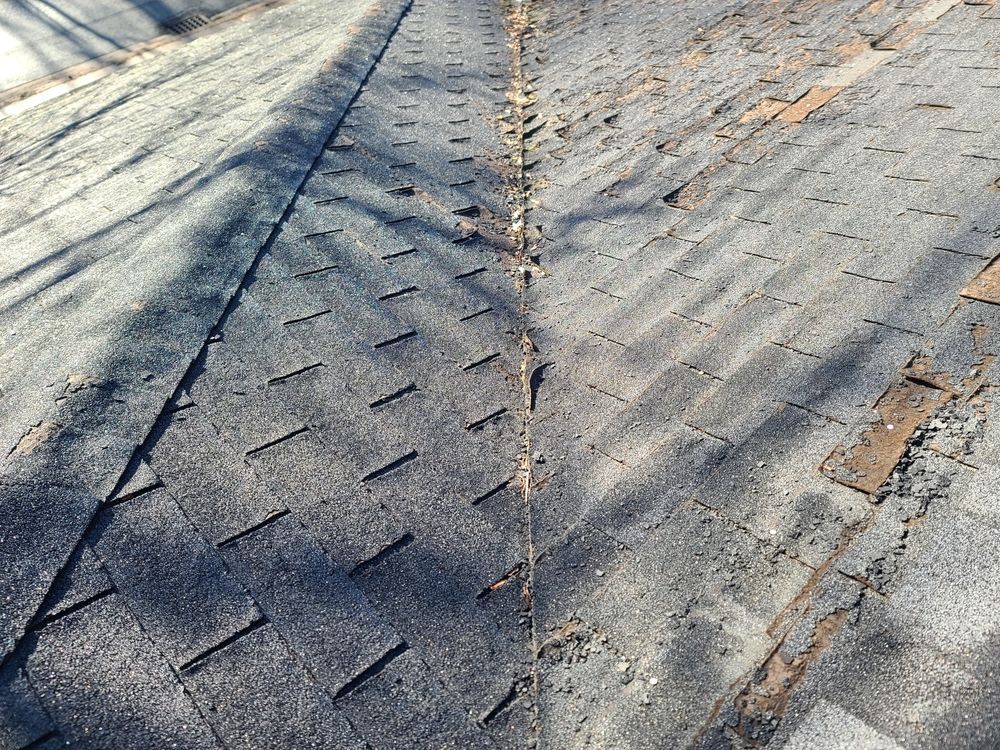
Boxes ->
[466,408,508,431]
[268,362,325,385]
[381,247,418,260]
[459,307,492,321]
[292,264,339,278]
[283,310,332,326]
[373,330,418,349]
[350,533,415,576]
[332,642,410,700]
[386,184,417,197]
[246,427,309,456]
[369,383,419,409]
[178,618,269,672]
[455,266,487,279]
[378,286,420,301]
[384,215,416,226]
[462,351,500,371]
[472,480,513,506]
[361,451,419,482]
[217,510,291,548]
[30,589,115,631]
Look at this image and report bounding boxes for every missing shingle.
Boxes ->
[821,380,950,494]
[662,182,699,210]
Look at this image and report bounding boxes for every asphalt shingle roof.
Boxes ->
[1,0,999,747]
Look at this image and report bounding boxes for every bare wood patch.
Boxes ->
[777,86,844,123]
[901,353,956,393]
[738,97,790,124]
[821,381,950,494]
[960,256,1000,304]
[680,49,710,68]
[733,608,850,737]
[12,421,61,456]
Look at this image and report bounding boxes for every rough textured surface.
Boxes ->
[0,0,253,92]
[2,0,1000,747]
[0,0,408,667]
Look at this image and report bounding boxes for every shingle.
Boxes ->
[146,407,283,545]
[0,0,413,668]
[243,428,403,570]
[338,649,500,749]
[92,488,260,668]
[27,595,219,749]
[0,483,99,662]
[219,514,402,694]
[0,656,52,750]
[6,0,999,746]
[183,625,364,750]
[351,536,530,715]
[32,543,113,625]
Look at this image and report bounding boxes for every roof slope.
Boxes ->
[2,0,1000,747]
[523,0,1000,746]
[0,0,251,91]
[0,0,407,673]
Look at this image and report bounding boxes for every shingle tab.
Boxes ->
[92,488,261,669]
[27,595,220,749]
[219,514,402,694]
[183,624,365,750]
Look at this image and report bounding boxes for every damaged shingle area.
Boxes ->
[2,0,1000,748]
